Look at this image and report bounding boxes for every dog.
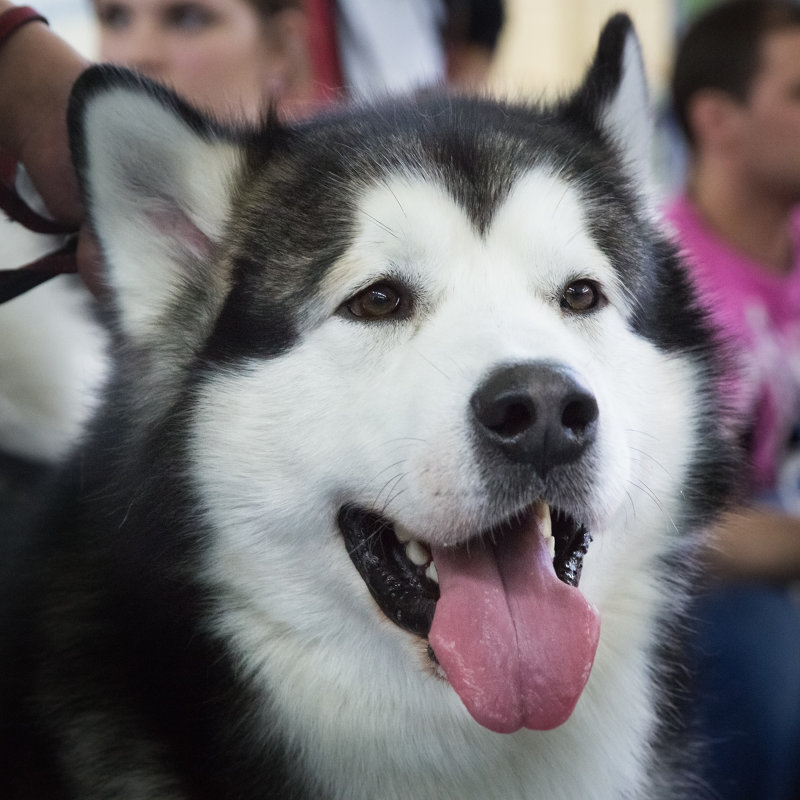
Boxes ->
[0,14,734,799]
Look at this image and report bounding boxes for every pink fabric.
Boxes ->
[664,196,800,489]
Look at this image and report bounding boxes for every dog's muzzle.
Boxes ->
[338,360,602,735]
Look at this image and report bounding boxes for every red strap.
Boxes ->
[0,6,48,49]
[0,149,73,235]
[305,0,344,104]
[0,236,78,303]
[0,147,79,302]
[0,6,81,303]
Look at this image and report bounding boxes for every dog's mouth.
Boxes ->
[338,502,600,734]
[338,503,591,636]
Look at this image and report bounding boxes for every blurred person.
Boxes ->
[441,0,504,90]
[0,0,317,527]
[306,0,504,102]
[666,2,800,798]
[92,0,316,121]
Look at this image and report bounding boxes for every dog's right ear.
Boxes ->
[68,66,243,342]
[561,14,654,202]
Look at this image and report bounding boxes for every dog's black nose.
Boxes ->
[471,362,598,474]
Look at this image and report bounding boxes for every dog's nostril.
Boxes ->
[486,400,535,439]
[561,395,598,434]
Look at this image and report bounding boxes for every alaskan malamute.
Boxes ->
[0,15,733,800]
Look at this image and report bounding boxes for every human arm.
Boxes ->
[0,2,105,291]
[702,505,800,583]
[0,0,87,226]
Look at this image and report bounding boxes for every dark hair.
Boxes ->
[671,0,800,146]
[248,0,301,19]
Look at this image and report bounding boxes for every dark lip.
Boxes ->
[339,506,440,636]
[338,504,591,639]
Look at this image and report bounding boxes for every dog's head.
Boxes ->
[69,15,728,738]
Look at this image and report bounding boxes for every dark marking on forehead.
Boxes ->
[202,92,652,362]
[239,98,555,237]
[414,110,525,234]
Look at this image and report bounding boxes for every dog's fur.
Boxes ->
[0,15,734,800]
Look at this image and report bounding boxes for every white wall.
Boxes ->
[489,0,674,100]
[35,0,96,57]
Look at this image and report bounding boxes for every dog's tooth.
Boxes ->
[535,501,556,560]
[425,561,439,583]
[535,501,553,540]
[406,539,430,567]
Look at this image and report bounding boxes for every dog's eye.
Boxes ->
[561,280,602,313]
[345,282,404,320]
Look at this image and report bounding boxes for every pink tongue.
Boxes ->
[429,521,600,734]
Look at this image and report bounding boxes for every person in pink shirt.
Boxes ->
[666,200,800,493]
[666,2,800,798]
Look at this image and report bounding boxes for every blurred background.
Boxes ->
[35,0,715,94]
[32,0,710,98]
[28,0,724,195]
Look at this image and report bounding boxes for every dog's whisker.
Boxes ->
[628,446,673,477]
[361,211,399,240]
[372,472,408,515]
[386,184,408,220]
[380,486,410,519]
[626,478,679,536]
[371,459,411,482]
[623,488,637,524]
[625,427,661,442]
[411,347,453,380]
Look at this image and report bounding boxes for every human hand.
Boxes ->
[0,2,88,227]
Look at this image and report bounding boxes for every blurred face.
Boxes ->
[94,0,289,122]
[736,28,800,201]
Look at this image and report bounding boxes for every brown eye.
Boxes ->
[346,283,403,319]
[561,279,601,313]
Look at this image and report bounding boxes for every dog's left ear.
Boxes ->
[68,66,243,342]
[563,14,653,190]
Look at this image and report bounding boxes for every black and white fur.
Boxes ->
[0,15,733,800]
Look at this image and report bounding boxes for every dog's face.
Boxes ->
[189,164,705,735]
[69,15,722,757]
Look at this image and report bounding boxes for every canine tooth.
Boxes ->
[535,501,553,539]
[535,502,556,559]
[426,562,439,583]
[405,539,430,567]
